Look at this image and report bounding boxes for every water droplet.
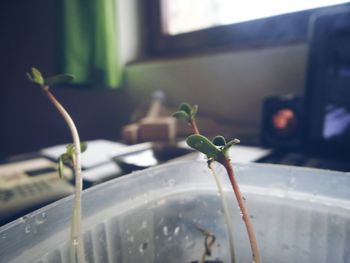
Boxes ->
[141,221,148,229]
[163,226,169,236]
[174,226,180,236]
[73,239,79,246]
[22,215,30,221]
[127,235,134,243]
[167,236,173,241]
[125,229,130,235]
[155,235,159,240]
[178,213,183,219]
[25,224,31,234]
[35,212,47,224]
[1,234,6,239]
[139,241,148,253]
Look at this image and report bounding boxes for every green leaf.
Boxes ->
[66,142,88,155]
[179,103,192,115]
[45,74,74,86]
[66,144,75,155]
[31,67,44,85]
[173,110,190,121]
[60,153,71,163]
[222,138,240,156]
[212,135,226,146]
[186,134,221,160]
[191,105,198,116]
[58,155,65,178]
[80,142,88,153]
[225,138,240,148]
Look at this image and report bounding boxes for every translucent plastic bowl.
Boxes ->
[0,161,349,263]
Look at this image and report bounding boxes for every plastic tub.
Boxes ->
[0,161,349,263]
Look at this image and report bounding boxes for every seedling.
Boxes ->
[174,103,260,263]
[174,103,236,263]
[27,68,85,263]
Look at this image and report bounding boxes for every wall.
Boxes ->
[124,43,308,136]
[118,0,309,137]
[0,0,131,159]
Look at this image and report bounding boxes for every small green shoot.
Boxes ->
[58,143,88,178]
[186,134,240,163]
[187,134,222,160]
[173,102,198,121]
[26,67,74,86]
[173,103,200,134]
[174,102,260,263]
[27,67,85,263]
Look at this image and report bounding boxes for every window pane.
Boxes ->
[161,0,349,35]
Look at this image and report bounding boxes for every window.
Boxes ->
[147,1,350,56]
[161,0,350,35]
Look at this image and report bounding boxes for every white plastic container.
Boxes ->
[0,161,349,263]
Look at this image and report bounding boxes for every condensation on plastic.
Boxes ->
[0,161,349,263]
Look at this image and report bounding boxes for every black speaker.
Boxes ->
[261,94,303,149]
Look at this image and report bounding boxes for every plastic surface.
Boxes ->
[0,161,349,263]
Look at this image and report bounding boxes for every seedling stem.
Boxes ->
[27,68,85,263]
[173,103,260,263]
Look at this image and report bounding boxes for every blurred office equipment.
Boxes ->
[304,8,350,158]
[122,91,176,144]
[0,158,73,225]
[260,9,350,171]
[261,94,303,149]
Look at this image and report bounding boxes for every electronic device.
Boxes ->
[0,158,73,225]
[304,8,350,160]
[260,8,350,170]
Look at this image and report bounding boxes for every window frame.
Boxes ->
[147,1,350,56]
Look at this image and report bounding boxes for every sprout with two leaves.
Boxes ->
[27,68,86,263]
[174,103,260,263]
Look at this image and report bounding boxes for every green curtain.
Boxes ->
[62,0,122,88]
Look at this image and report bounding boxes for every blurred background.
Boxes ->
[0,0,349,157]
[0,0,350,224]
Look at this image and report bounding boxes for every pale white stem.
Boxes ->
[208,163,236,263]
[42,86,85,263]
